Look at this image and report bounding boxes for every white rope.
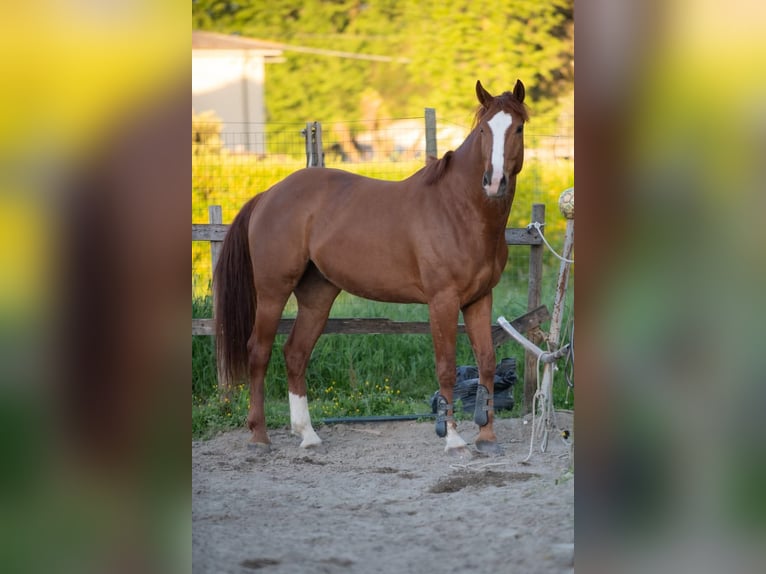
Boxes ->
[521,353,545,463]
[527,222,575,264]
[521,353,570,463]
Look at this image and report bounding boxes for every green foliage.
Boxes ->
[310,380,422,419]
[193,0,573,145]
[192,386,249,439]
[192,109,224,155]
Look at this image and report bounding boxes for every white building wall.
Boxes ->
[192,50,268,154]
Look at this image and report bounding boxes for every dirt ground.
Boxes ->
[192,413,574,574]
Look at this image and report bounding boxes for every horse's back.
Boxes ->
[254,168,393,213]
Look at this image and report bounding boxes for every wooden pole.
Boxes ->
[302,122,324,167]
[208,205,227,390]
[208,205,223,272]
[524,203,545,413]
[425,108,437,160]
[303,123,312,167]
[547,218,574,353]
[313,121,325,167]
[537,217,574,449]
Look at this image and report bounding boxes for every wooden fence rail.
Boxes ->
[192,306,550,345]
[193,203,548,405]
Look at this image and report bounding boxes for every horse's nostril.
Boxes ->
[482,172,490,187]
[500,175,507,189]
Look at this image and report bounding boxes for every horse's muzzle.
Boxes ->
[483,170,508,198]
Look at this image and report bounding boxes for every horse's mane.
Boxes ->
[422,151,454,186]
[472,91,530,128]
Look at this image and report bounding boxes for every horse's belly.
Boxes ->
[312,251,502,307]
[308,215,506,306]
[343,282,427,304]
[314,257,427,304]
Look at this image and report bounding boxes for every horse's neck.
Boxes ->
[445,134,514,231]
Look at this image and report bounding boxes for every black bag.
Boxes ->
[430,357,517,414]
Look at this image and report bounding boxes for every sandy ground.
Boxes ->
[192,413,574,574]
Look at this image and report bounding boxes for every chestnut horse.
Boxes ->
[214,80,528,456]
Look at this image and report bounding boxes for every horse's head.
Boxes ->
[474,80,528,198]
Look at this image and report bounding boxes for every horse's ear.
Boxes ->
[475,80,493,107]
[513,79,525,103]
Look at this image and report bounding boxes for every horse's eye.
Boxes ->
[516,124,524,134]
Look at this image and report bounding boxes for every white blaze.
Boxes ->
[486,111,512,194]
[289,392,322,448]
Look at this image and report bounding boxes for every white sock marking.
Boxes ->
[445,425,468,452]
[289,392,322,448]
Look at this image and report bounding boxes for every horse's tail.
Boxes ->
[213,195,262,386]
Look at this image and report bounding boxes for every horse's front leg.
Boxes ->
[428,292,471,457]
[463,292,504,455]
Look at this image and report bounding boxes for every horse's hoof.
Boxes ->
[445,445,473,459]
[475,440,505,457]
[247,442,272,454]
[298,430,323,449]
[301,441,327,454]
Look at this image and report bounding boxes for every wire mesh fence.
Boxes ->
[192,111,573,300]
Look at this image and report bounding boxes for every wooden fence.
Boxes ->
[193,203,550,409]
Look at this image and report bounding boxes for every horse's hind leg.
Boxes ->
[246,293,290,449]
[284,265,340,448]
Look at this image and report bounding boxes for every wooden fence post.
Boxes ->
[524,203,545,412]
[314,122,325,167]
[209,205,223,271]
[207,205,228,390]
[303,123,313,167]
[303,121,325,167]
[425,108,437,160]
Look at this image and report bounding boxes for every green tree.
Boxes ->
[192,0,573,144]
